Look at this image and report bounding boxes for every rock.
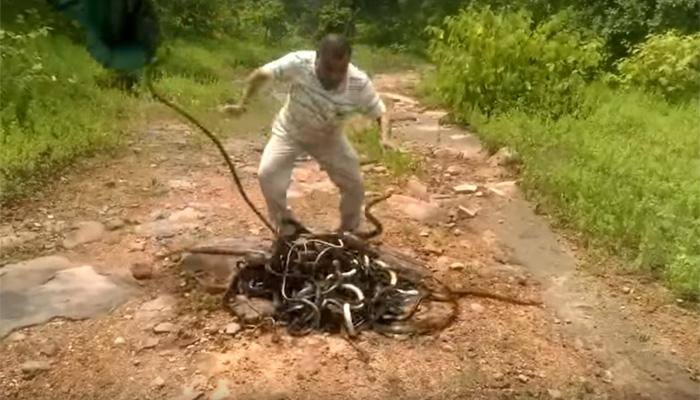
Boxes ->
[168,207,204,223]
[39,341,59,357]
[449,262,465,270]
[62,221,106,249]
[458,206,478,218]
[169,179,194,190]
[211,379,232,400]
[372,165,388,173]
[419,230,430,237]
[104,218,126,231]
[232,296,275,324]
[152,376,166,388]
[405,176,429,201]
[470,303,485,313]
[445,165,461,175]
[129,241,146,252]
[391,111,419,122]
[140,337,160,350]
[21,360,51,377]
[388,194,442,223]
[135,295,177,322]
[150,209,169,221]
[488,147,519,167]
[153,322,178,334]
[547,389,563,399]
[224,322,242,336]
[487,181,518,198]
[423,244,443,255]
[175,389,205,400]
[621,286,632,294]
[114,336,126,346]
[493,372,505,381]
[130,262,153,280]
[8,332,27,342]
[517,374,529,383]
[602,370,613,384]
[453,183,478,194]
[432,148,462,159]
[0,263,133,338]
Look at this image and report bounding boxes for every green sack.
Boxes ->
[49,0,160,71]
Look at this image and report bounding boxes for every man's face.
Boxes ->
[315,52,349,91]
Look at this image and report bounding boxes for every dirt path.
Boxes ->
[1,72,698,400]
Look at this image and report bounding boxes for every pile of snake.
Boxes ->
[220,196,542,337]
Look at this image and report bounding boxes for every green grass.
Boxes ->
[446,83,700,299]
[0,26,421,204]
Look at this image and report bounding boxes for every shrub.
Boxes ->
[617,31,700,101]
[426,8,603,118]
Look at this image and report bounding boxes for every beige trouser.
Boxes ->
[258,132,364,232]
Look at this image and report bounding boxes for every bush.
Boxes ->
[427,8,603,118]
[617,31,700,101]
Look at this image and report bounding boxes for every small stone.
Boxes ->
[406,176,429,201]
[470,303,485,313]
[104,218,126,231]
[445,165,461,175]
[372,166,388,173]
[114,337,126,346]
[475,191,484,197]
[517,374,529,383]
[420,230,430,237]
[493,372,504,380]
[8,332,27,342]
[130,262,153,280]
[602,370,613,383]
[232,296,276,324]
[21,360,50,377]
[458,205,478,218]
[621,286,631,294]
[489,147,519,166]
[449,262,465,270]
[153,322,178,334]
[453,183,478,194]
[547,389,563,399]
[152,376,165,388]
[129,241,146,252]
[140,337,160,350]
[62,221,106,249]
[224,323,242,336]
[39,342,59,357]
[133,359,141,366]
[423,244,443,255]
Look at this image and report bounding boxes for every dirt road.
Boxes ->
[1,72,698,400]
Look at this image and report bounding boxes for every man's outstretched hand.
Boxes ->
[219,103,246,117]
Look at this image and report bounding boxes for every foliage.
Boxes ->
[427,8,603,118]
[448,84,700,299]
[617,31,700,101]
[577,0,700,60]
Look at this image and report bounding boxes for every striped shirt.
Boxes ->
[260,50,386,142]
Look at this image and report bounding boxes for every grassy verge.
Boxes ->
[427,77,700,298]
[0,22,421,205]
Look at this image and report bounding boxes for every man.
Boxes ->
[225,34,392,234]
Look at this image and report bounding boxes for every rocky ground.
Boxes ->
[0,72,698,400]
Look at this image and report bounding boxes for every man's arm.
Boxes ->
[222,51,304,115]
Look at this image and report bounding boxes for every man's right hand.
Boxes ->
[219,103,246,117]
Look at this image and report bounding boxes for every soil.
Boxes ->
[1,72,698,400]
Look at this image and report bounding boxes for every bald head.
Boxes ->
[315,34,352,91]
[317,34,352,59]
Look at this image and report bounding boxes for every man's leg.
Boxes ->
[308,134,364,232]
[258,134,303,229]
